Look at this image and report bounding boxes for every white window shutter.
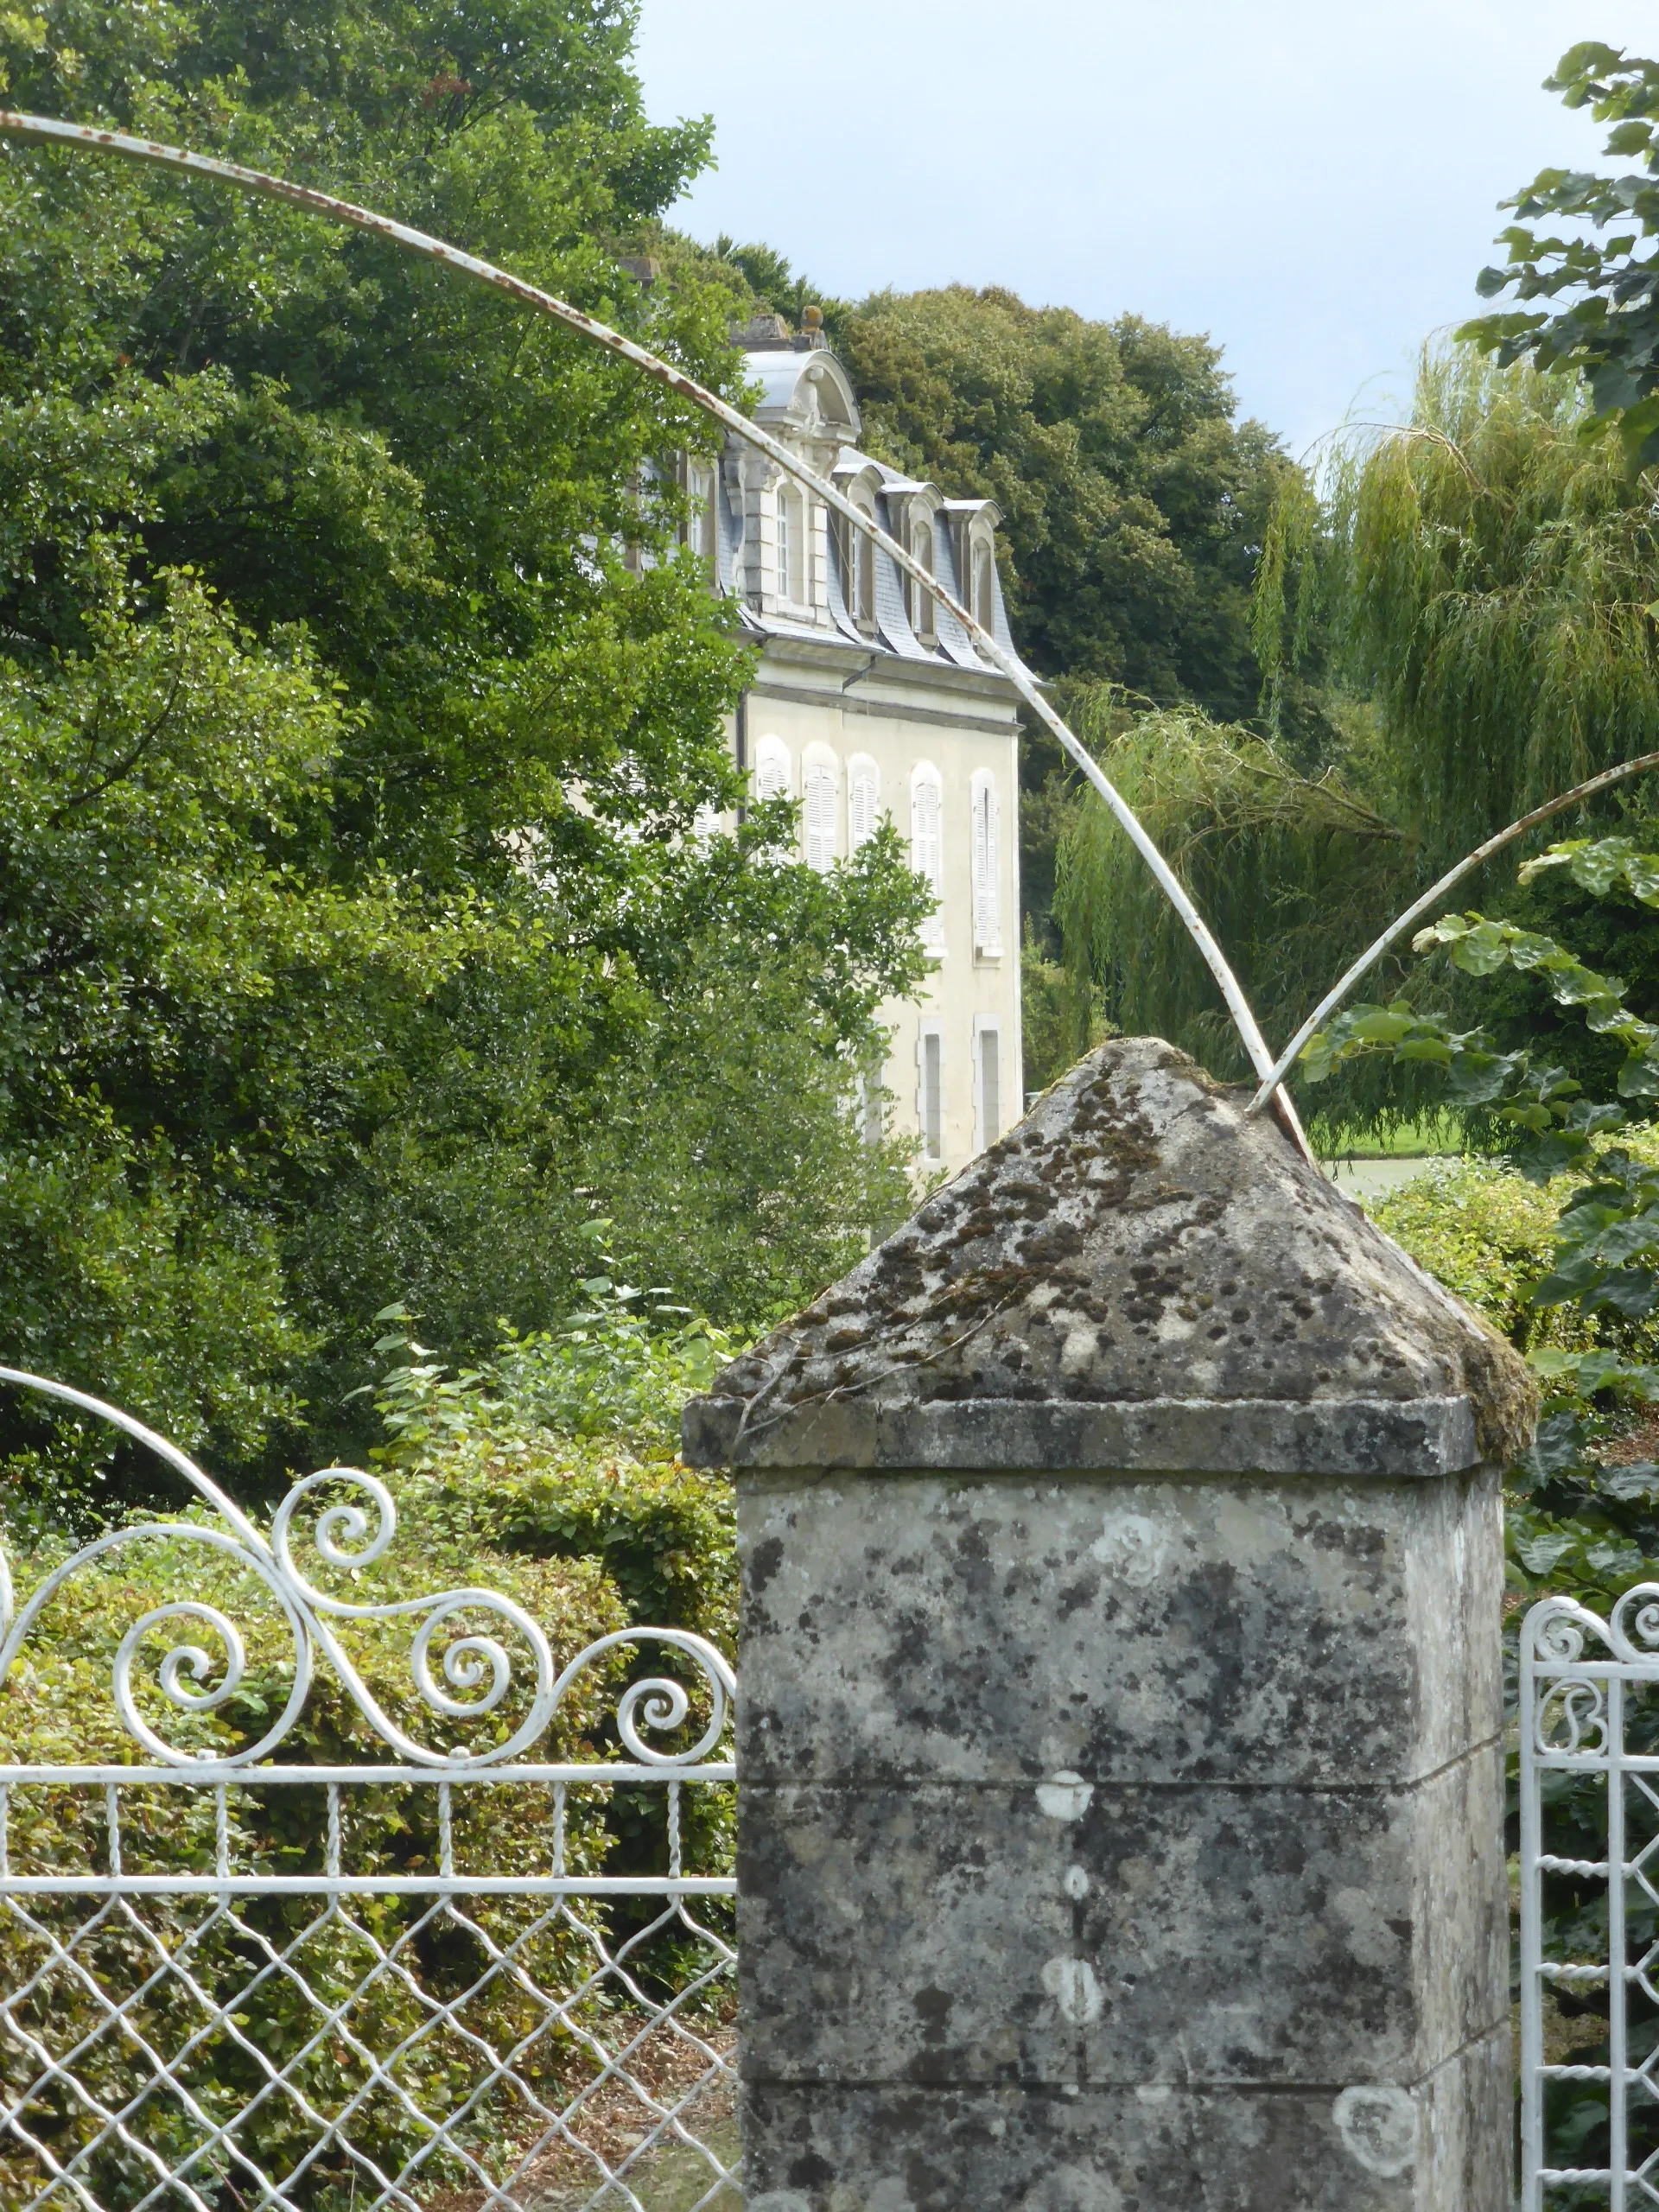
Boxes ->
[804,763,836,873]
[849,766,879,851]
[972,774,1001,956]
[912,770,944,950]
[754,738,789,803]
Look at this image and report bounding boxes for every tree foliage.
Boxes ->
[0,0,932,1506]
[1258,346,1659,872]
[1462,41,1659,469]
[834,286,1294,719]
[1025,685,1412,1108]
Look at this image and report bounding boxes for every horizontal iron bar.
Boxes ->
[0,1763,735,1785]
[1538,1855,1613,1876]
[1541,1964,1613,1982]
[1529,1666,1659,1681]
[0,1874,736,1896]
[1528,1753,1659,1768]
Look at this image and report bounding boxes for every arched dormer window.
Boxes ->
[911,519,936,645]
[970,768,1001,958]
[803,750,837,873]
[848,754,880,851]
[911,763,945,952]
[754,734,790,804]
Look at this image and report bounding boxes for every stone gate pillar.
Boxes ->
[682,1039,1535,2212]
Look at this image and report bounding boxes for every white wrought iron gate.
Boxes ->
[1521,1586,1659,2209]
[0,1369,740,2211]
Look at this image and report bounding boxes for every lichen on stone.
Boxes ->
[684,1038,1536,1470]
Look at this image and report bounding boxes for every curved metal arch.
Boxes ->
[0,107,1308,1145]
[1246,748,1659,1111]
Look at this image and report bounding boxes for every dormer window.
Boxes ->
[911,520,936,645]
[973,540,995,632]
[678,459,718,586]
[776,486,793,602]
[854,512,876,633]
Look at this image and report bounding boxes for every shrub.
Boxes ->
[0,1494,643,2208]
[1370,1157,1603,1352]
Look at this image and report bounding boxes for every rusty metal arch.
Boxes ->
[0,107,1310,1147]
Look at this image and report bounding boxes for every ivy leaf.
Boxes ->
[1516,1529,1577,1574]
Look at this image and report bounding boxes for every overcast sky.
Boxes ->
[633,2,1657,461]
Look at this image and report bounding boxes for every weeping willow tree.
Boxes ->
[1047,690,1414,1109]
[1045,345,1659,1124]
[1258,345,1659,873]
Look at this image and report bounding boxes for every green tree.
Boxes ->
[1034,685,1412,1104]
[835,286,1294,718]
[1248,344,1659,1112]
[1463,41,1659,469]
[0,0,932,1507]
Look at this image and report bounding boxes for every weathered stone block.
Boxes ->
[740,2030,1510,2212]
[737,1468,1503,1787]
[739,1751,1506,2089]
[684,1039,1533,2209]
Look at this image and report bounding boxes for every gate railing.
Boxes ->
[1521,1586,1659,2210]
[0,1368,740,2212]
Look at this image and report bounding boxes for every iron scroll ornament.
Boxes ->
[0,1365,734,1771]
[0,106,1310,1150]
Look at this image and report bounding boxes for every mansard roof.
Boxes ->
[713,344,1022,678]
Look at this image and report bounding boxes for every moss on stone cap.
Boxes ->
[683,1038,1537,1472]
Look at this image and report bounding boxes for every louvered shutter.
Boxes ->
[912,771,944,950]
[804,763,836,873]
[972,775,1001,957]
[754,739,789,803]
[849,767,879,851]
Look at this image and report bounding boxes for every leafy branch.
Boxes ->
[1300,837,1659,1429]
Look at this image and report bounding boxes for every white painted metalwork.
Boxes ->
[0,106,1312,1150]
[1520,1586,1659,2209]
[0,1369,740,2209]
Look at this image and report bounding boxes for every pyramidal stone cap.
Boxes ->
[681,1037,1535,1476]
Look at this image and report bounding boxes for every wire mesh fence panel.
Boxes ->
[0,1374,739,2212]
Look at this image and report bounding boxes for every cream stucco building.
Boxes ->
[688,317,1024,1180]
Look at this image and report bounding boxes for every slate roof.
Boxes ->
[716,350,1022,673]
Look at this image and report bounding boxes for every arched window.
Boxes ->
[911,764,944,951]
[848,755,880,851]
[911,520,936,644]
[973,540,995,632]
[804,756,837,873]
[754,735,790,804]
[970,769,1001,957]
[855,517,876,632]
